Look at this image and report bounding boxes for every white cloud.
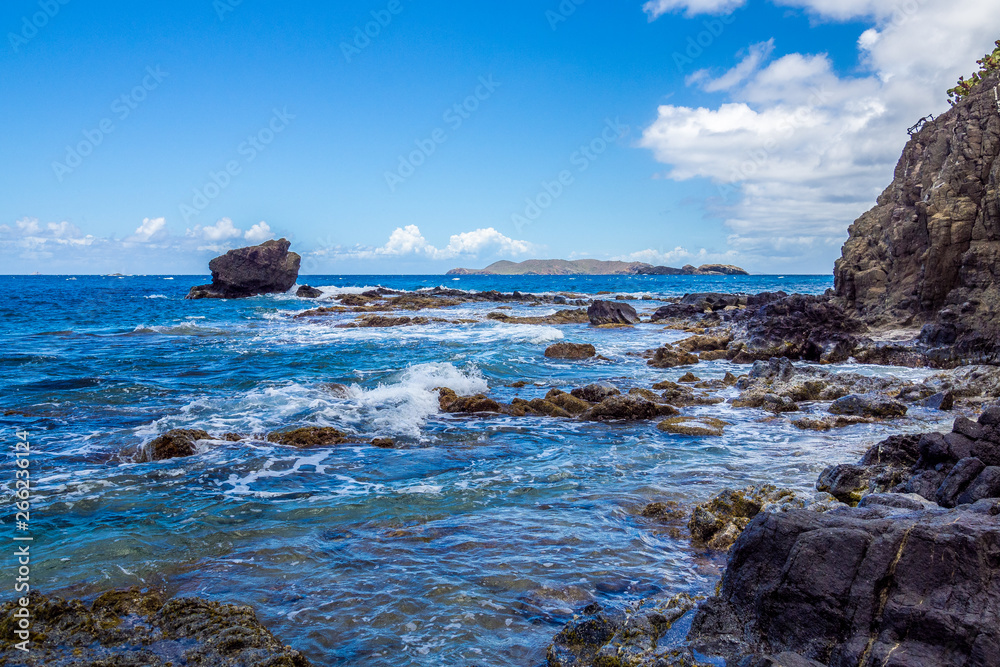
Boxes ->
[186,217,243,242]
[244,221,272,243]
[129,217,167,243]
[643,0,746,19]
[317,225,534,262]
[639,0,1000,265]
[699,40,775,92]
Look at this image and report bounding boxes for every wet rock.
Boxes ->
[686,484,834,551]
[438,388,502,414]
[936,456,986,507]
[675,333,732,353]
[296,284,322,298]
[221,432,243,441]
[509,398,572,418]
[187,238,300,299]
[816,463,875,505]
[546,595,705,667]
[545,389,593,415]
[545,342,597,360]
[688,506,1000,666]
[587,300,639,325]
[571,383,620,403]
[580,395,676,421]
[0,589,311,666]
[791,415,875,431]
[829,393,907,418]
[654,381,725,407]
[731,392,800,413]
[957,466,1000,505]
[267,426,356,447]
[657,416,728,437]
[920,390,955,410]
[139,428,211,462]
[489,309,590,325]
[647,345,699,368]
[733,294,865,363]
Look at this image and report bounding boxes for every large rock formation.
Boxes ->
[187,238,300,299]
[688,502,1000,667]
[834,71,1000,360]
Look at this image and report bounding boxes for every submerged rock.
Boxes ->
[545,342,597,360]
[0,589,311,666]
[587,300,639,325]
[547,595,706,667]
[186,238,300,299]
[138,428,211,462]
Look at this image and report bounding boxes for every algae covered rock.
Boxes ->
[139,428,212,462]
[266,426,356,447]
[0,589,312,666]
[657,416,728,437]
[545,342,597,360]
[438,388,503,413]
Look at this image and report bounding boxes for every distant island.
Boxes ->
[446,259,749,276]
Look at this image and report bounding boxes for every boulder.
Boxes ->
[139,428,211,462]
[734,294,865,363]
[571,383,620,403]
[545,342,597,360]
[438,388,502,414]
[688,505,1000,666]
[580,395,675,421]
[647,345,700,368]
[587,300,639,325]
[187,238,301,299]
[0,589,311,666]
[829,393,907,418]
[296,285,322,298]
[545,389,593,415]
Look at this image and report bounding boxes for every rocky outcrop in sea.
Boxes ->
[187,237,301,299]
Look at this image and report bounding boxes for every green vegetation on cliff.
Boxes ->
[948,39,1000,104]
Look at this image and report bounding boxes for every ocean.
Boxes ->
[0,274,952,665]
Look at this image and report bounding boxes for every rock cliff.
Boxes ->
[834,71,1000,360]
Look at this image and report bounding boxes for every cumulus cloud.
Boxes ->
[639,0,1000,266]
[244,221,272,243]
[187,217,242,242]
[315,225,534,262]
[129,217,167,243]
[643,0,746,19]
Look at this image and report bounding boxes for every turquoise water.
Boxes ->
[0,274,951,665]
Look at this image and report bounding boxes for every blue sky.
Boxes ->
[2,0,998,274]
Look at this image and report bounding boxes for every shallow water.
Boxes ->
[0,274,952,665]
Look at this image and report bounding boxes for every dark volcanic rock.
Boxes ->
[834,72,1000,363]
[139,428,211,462]
[571,383,620,403]
[296,284,322,298]
[0,589,311,666]
[587,300,639,325]
[734,294,865,363]
[187,238,301,299]
[828,393,907,418]
[266,426,358,447]
[545,342,597,360]
[580,395,674,421]
[688,505,1000,667]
